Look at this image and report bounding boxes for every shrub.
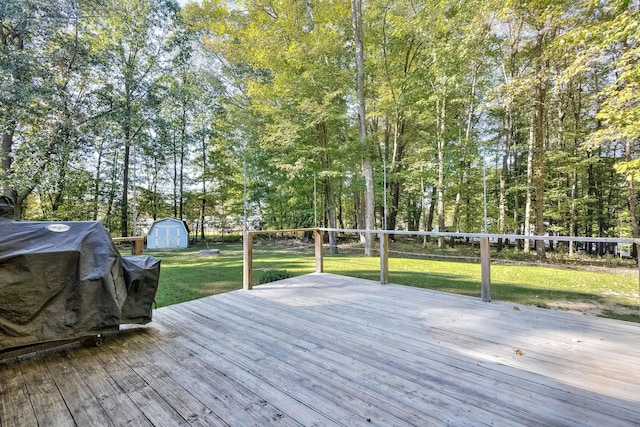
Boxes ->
[256,268,293,285]
[219,234,243,243]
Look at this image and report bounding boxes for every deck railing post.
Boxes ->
[314,229,324,273]
[133,238,144,255]
[380,232,389,284]
[480,236,491,302]
[243,231,253,290]
[112,236,145,255]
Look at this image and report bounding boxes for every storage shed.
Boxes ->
[147,218,189,249]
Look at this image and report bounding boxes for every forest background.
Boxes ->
[1,0,639,261]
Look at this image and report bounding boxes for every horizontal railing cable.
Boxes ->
[319,228,640,245]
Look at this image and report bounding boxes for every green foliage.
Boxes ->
[1,0,639,252]
[255,268,294,285]
[215,234,242,243]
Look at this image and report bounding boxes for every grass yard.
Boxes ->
[146,242,640,322]
[147,243,317,307]
[324,255,639,320]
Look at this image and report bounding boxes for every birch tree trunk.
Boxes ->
[498,106,512,251]
[352,0,375,256]
[436,96,446,249]
[533,31,547,260]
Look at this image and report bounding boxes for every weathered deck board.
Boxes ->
[242,279,640,395]
[1,273,639,426]
[0,357,38,426]
[65,345,155,427]
[208,287,636,425]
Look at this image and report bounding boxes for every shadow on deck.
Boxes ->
[1,273,639,426]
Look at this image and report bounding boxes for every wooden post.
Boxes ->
[132,238,144,255]
[112,237,144,255]
[314,229,324,273]
[380,232,389,284]
[480,236,491,302]
[243,231,253,290]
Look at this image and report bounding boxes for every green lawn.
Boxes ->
[147,243,640,322]
[147,243,317,307]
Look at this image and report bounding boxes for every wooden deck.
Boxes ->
[1,273,639,426]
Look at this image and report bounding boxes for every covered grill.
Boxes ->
[0,199,160,355]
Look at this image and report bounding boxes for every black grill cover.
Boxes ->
[0,219,160,352]
[121,256,161,325]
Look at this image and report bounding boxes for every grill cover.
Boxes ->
[0,218,160,352]
[121,255,161,325]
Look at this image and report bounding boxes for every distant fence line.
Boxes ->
[242,228,640,301]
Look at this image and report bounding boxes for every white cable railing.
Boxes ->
[243,228,640,303]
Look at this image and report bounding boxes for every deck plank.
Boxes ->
[182,300,525,426]
[252,274,640,376]
[113,326,301,427]
[1,272,639,427]
[17,354,75,427]
[40,350,114,427]
[64,344,154,427]
[88,344,192,427]
[162,304,449,426]
[102,331,230,427]
[0,359,38,427]
[248,280,640,393]
[209,288,636,426]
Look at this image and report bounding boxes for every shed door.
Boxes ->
[155,225,180,248]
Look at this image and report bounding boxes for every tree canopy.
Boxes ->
[1,0,639,258]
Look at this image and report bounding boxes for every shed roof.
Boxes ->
[148,218,189,233]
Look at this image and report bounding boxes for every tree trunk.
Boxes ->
[568,173,577,255]
[387,180,401,231]
[424,186,437,247]
[1,129,24,218]
[354,189,363,230]
[106,150,120,232]
[325,177,338,254]
[498,105,512,251]
[318,123,338,254]
[436,97,446,249]
[407,194,421,231]
[51,138,72,214]
[92,140,105,221]
[121,75,133,237]
[200,132,207,241]
[121,139,130,237]
[453,63,479,239]
[1,130,17,218]
[152,153,160,221]
[173,129,178,218]
[420,177,428,247]
[427,186,437,231]
[179,138,185,221]
[625,138,639,253]
[179,109,186,221]
[351,0,374,256]
[524,116,534,253]
[532,31,547,260]
[386,111,406,235]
